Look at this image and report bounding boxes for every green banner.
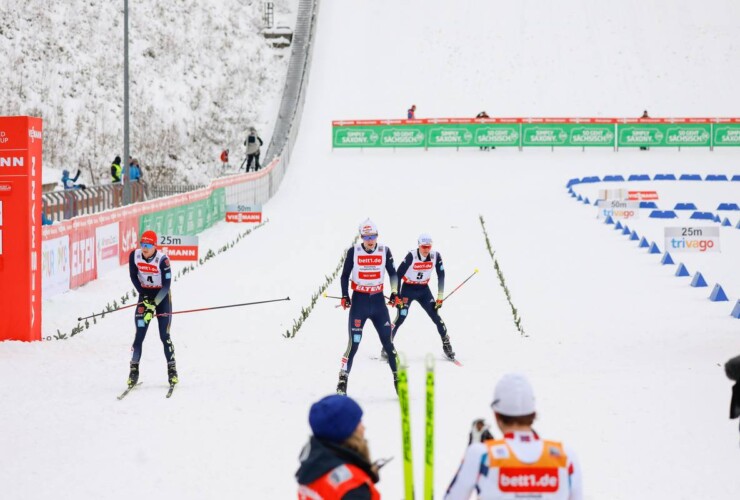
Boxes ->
[474,124,520,147]
[332,121,739,149]
[521,123,614,147]
[713,123,740,147]
[139,188,225,238]
[618,123,711,147]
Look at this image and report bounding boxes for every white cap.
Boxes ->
[418,233,433,246]
[358,218,378,236]
[491,373,536,416]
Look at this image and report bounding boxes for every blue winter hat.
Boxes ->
[309,395,363,443]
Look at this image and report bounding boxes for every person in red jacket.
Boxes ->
[407,104,416,119]
[297,395,381,499]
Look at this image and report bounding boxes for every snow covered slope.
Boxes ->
[3,1,740,499]
[0,0,297,185]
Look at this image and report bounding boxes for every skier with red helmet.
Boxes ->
[126,229,178,390]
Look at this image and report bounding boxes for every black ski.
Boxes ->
[117,382,142,400]
[166,384,176,398]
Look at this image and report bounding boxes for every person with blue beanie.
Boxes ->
[297,395,381,499]
[61,169,86,190]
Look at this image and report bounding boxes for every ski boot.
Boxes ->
[167,361,179,386]
[127,362,139,387]
[442,335,456,360]
[336,371,349,395]
[380,347,388,360]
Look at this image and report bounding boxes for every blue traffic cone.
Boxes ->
[731,300,740,319]
[639,236,649,248]
[690,272,708,287]
[630,230,639,241]
[722,217,731,227]
[675,263,689,277]
[648,242,660,254]
[661,252,674,265]
[605,215,614,224]
[622,225,631,235]
[709,284,728,301]
[615,221,623,230]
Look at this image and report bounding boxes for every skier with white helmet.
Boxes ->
[383,233,456,361]
[336,219,401,395]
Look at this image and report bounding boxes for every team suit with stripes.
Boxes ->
[128,249,175,364]
[393,248,447,341]
[339,243,399,376]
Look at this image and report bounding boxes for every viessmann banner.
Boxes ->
[331,118,740,149]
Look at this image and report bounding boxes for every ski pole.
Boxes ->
[442,268,479,302]
[322,293,344,300]
[77,302,141,321]
[156,297,290,317]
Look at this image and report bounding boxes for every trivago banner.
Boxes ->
[332,117,740,149]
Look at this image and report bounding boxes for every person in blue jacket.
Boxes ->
[61,169,86,189]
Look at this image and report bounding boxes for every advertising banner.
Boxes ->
[618,122,711,148]
[95,222,120,276]
[42,235,70,297]
[119,214,139,265]
[664,227,720,253]
[159,234,199,261]
[70,224,97,289]
[713,120,740,147]
[0,116,43,341]
[521,123,614,147]
[596,200,641,220]
[225,204,262,223]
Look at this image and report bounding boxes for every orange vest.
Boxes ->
[298,463,380,500]
[485,438,570,496]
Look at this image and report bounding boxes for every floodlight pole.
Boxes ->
[122,0,131,205]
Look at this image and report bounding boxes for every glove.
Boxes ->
[469,419,494,444]
[434,299,443,310]
[142,298,156,324]
[341,296,351,310]
[388,292,402,308]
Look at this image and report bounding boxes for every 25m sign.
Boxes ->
[159,234,199,261]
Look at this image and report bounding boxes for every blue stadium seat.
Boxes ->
[690,211,715,220]
[649,210,678,219]
[628,174,650,181]
[653,174,677,180]
[679,174,702,181]
[717,203,740,211]
[705,174,728,181]
[602,175,625,182]
[674,203,697,210]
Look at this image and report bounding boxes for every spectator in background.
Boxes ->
[61,169,86,190]
[111,155,122,183]
[296,395,382,499]
[243,127,264,172]
[476,110,494,150]
[129,158,142,182]
[639,110,650,150]
[726,354,740,440]
[444,373,583,500]
[407,104,416,119]
[41,210,53,225]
